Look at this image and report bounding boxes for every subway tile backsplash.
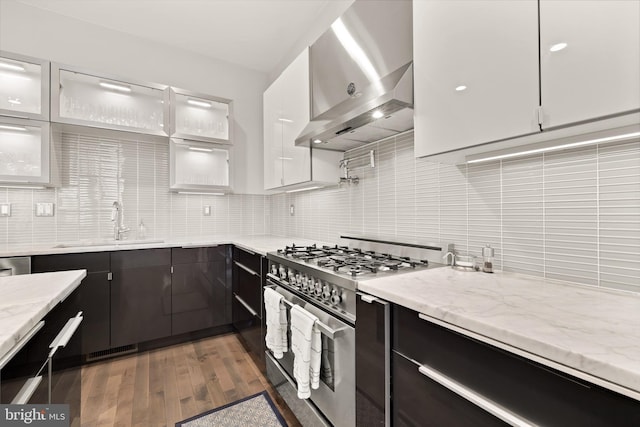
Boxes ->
[1,129,638,293]
[271,131,640,293]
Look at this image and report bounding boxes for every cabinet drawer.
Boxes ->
[233,262,261,317]
[393,304,640,426]
[172,246,225,264]
[233,246,260,273]
[32,252,110,273]
[111,248,171,269]
[393,350,507,427]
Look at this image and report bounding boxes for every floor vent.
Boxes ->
[86,344,137,362]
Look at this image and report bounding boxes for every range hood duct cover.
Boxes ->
[296,0,414,152]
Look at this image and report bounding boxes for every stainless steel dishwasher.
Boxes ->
[0,257,31,276]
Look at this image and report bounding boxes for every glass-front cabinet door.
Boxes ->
[170,88,231,143]
[51,64,168,136]
[169,138,232,193]
[0,117,50,185]
[0,51,50,121]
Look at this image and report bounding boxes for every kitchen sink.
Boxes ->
[53,239,164,248]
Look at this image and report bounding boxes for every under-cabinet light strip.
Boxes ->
[285,186,322,193]
[177,191,225,196]
[99,81,132,92]
[467,131,640,164]
[187,99,211,108]
[0,124,28,132]
[188,146,213,153]
[0,61,26,72]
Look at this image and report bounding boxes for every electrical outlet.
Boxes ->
[203,205,211,216]
[0,203,10,217]
[35,202,55,217]
[289,204,295,216]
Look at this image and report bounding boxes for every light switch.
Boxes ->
[0,203,10,217]
[35,202,55,217]
[203,205,211,216]
[289,204,295,216]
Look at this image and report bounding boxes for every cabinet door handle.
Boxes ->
[357,292,390,305]
[234,261,258,276]
[234,293,258,317]
[417,364,535,427]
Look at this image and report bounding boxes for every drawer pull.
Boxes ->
[417,364,535,427]
[49,311,83,358]
[234,261,258,276]
[234,293,258,317]
[11,376,43,404]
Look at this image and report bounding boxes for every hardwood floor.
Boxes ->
[80,333,301,427]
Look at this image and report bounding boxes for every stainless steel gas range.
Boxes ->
[265,241,444,427]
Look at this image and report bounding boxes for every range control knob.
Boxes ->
[288,269,295,279]
[314,281,323,296]
[321,285,331,301]
[330,288,342,305]
[271,264,278,275]
[279,266,287,279]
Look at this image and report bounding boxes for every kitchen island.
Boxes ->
[0,270,87,366]
[358,267,640,401]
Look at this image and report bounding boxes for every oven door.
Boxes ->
[265,280,355,427]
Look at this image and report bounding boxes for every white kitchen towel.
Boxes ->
[290,304,322,399]
[264,287,288,359]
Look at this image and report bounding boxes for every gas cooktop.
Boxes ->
[277,243,433,277]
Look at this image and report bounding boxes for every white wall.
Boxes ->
[0,0,267,194]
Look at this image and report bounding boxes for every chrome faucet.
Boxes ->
[111,201,130,240]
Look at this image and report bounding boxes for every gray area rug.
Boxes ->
[175,391,287,426]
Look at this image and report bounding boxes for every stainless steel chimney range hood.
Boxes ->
[295,0,413,152]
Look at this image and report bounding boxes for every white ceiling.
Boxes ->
[14,0,353,73]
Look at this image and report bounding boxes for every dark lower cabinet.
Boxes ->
[171,245,230,335]
[355,293,389,427]
[393,304,640,427]
[31,252,110,355]
[232,246,267,372]
[110,248,172,347]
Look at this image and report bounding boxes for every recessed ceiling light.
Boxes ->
[372,110,384,119]
[550,42,568,52]
[187,98,212,108]
[7,98,21,105]
[455,85,467,92]
[99,81,131,92]
[313,139,322,144]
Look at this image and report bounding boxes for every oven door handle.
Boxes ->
[265,283,346,340]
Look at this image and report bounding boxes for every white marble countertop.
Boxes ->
[0,235,328,258]
[0,270,87,364]
[357,267,640,399]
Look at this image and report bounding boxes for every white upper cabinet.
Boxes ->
[263,81,285,189]
[169,88,232,143]
[539,0,640,128]
[264,48,342,191]
[169,138,232,193]
[280,48,312,186]
[414,0,540,158]
[0,117,51,185]
[51,64,168,136]
[0,51,50,121]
